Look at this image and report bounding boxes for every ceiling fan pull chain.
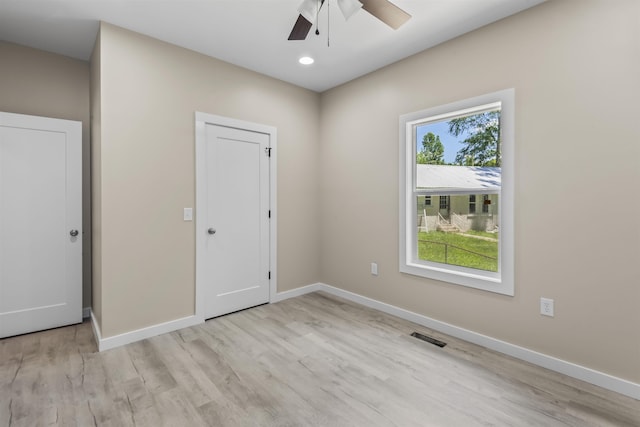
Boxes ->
[316,0,321,35]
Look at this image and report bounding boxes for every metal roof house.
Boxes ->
[416,165,501,233]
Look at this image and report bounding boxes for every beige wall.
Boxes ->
[0,41,92,310]
[319,0,640,383]
[93,23,321,337]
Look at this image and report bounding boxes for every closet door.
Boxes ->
[201,122,270,319]
[0,112,82,338]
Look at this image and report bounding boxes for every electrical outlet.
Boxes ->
[371,262,378,276]
[540,297,554,317]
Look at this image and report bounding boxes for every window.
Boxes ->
[399,89,514,295]
[439,195,449,210]
[425,196,431,206]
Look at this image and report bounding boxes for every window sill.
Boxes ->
[400,261,513,296]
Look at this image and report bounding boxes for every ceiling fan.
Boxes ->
[288,0,411,40]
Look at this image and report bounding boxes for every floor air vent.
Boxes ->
[411,332,447,348]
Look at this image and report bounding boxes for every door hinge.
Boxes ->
[268,271,271,280]
[265,147,272,157]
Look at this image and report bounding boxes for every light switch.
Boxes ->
[183,208,193,221]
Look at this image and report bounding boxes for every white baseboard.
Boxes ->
[90,309,201,352]
[306,283,639,401]
[271,283,323,303]
[88,283,325,352]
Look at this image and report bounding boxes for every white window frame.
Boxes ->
[399,89,514,296]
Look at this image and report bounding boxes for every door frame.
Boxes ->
[194,112,277,322]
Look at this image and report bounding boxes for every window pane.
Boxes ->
[413,108,501,273]
[415,109,501,170]
[416,194,499,272]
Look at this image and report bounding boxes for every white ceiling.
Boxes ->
[0,0,545,92]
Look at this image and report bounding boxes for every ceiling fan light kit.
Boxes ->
[337,0,363,21]
[289,0,411,41]
[298,0,320,24]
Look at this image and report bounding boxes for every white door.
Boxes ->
[201,122,270,319]
[0,112,82,338]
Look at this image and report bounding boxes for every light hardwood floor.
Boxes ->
[1,292,639,426]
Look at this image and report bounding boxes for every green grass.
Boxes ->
[418,231,498,272]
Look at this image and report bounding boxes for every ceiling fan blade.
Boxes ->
[288,14,313,40]
[289,0,327,41]
[360,0,411,29]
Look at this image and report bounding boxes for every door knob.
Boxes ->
[70,229,79,237]
[208,228,216,235]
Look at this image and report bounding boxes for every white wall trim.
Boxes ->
[268,127,278,305]
[88,283,319,352]
[90,309,201,352]
[314,283,640,401]
[90,310,101,349]
[271,283,323,303]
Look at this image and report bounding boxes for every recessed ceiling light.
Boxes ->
[299,56,314,65]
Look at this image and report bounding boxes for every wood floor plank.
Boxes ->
[1,292,638,426]
[126,340,177,394]
[151,333,222,408]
